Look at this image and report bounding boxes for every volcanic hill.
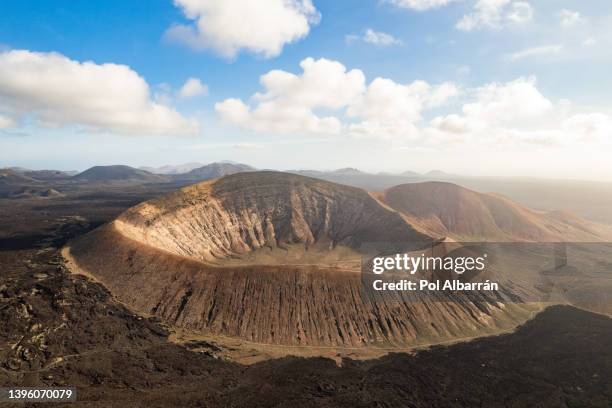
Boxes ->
[67,172,543,348]
[380,181,610,242]
[73,165,167,183]
[140,162,204,175]
[173,162,255,182]
[0,168,38,184]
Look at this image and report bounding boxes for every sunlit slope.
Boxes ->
[382,181,611,242]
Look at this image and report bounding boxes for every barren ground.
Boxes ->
[1,186,611,407]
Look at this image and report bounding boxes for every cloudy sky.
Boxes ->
[1,0,611,180]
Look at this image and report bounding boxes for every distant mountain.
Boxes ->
[5,167,79,180]
[23,169,75,180]
[381,181,610,242]
[0,169,38,184]
[289,169,325,177]
[400,170,422,178]
[174,162,255,181]
[424,170,452,178]
[331,167,364,175]
[139,162,204,175]
[6,166,31,173]
[73,165,167,183]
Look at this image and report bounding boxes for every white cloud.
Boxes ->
[430,77,552,136]
[167,0,320,59]
[216,58,365,135]
[217,60,610,148]
[363,29,403,46]
[347,79,457,123]
[386,0,457,11]
[456,0,533,31]
[430,114,470,134]
[505,44,563,62]
[506,1,533,24]
[178,77,208,98]
[216,57,458,139]
[426,77,611,147]
[347,79,458,139]
[215,98,251,125]
[560,9,583,27]
[463,77,551,122]
[0,49,198,135]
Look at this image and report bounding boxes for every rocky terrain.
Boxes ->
[2,254,611,408]
[0,174,611,407]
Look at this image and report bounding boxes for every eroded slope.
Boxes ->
[116,172,429,264]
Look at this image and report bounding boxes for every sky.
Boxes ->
[0,0,611,180]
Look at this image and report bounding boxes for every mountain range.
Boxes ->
[4,162,612,225]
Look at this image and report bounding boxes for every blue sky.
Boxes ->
[1,0,611,180]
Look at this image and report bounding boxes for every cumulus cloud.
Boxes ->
[353,79,457,121]
[429,77,550,136]
[429,77,553,141]
[179,77,208,98]
[560,9,583,27]
[216,57,458,139]
[461,77,552,123]
[457,0,533,31]
[430,114,470,134]
[216,58,364,134]
[0,49,198,135]
[348,79,458,138]
[386,0,457,11]
[427,77,612,146]
[217,60,610,148]
[505,44,563,62]
[167,0,320,59]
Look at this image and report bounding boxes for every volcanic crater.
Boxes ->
[66,172,542,348]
